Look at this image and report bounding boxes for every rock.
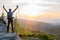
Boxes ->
[0,33,22,40]
[0,19,6,33]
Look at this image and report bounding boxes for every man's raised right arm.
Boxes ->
[3,5,7,12]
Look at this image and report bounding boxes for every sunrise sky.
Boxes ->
[0,0,60,23]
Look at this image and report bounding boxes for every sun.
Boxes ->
[20,4,44,18]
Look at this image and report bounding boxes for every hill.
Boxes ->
[18,19,55,31]
[17,19,60,40]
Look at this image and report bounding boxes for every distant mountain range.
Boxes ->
[18,19,54,30]
[38,18,60,24]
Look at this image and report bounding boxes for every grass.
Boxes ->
[19,32,56,40]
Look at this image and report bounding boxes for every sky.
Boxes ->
[0,0,60,23]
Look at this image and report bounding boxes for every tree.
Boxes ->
[1,10,5,20]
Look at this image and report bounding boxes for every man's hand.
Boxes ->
[17,5,18,8]
[3,5,4,8]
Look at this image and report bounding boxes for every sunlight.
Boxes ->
[20,4,45,18]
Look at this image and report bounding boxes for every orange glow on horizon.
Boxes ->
[20,12,60,20]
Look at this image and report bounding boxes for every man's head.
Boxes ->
[9,9,12,12]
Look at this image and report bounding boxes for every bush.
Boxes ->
[19,32,56,40]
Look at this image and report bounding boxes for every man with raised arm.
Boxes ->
[3,5,18,33]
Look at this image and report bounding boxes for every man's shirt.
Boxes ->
[7,12,14,18]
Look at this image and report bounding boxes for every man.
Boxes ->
[3,5,18,33]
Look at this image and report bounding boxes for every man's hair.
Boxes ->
[9,9,11,11]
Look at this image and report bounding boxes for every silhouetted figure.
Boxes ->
[3,5,18,33]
